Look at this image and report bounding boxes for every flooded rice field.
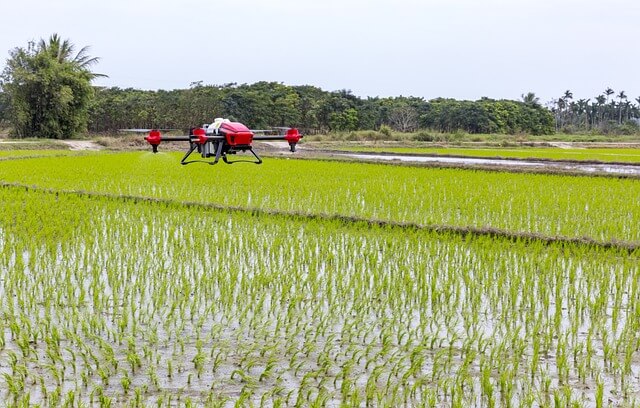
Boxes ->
[0,153,640,406]
[342,153,640,175]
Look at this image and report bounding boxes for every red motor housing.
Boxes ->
[193,127,207,144]
[285,128,301,144]
[220,122,254,146]
[145,130,162,153]
[285,128,302,152]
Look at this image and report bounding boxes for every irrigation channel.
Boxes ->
[340,152,640,175]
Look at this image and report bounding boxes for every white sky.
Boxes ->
[2,0,639,105]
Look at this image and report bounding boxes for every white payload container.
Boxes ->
[206,118,231,135]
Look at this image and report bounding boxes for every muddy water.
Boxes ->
[342,153,640,175]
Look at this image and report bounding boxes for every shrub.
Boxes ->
[378,124,392,137]
[412,131,434,142]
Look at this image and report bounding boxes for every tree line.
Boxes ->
[86,83,555,136]
[549,89,640,134]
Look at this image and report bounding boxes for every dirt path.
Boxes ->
[61,140,102,151]
[548,142,585,149]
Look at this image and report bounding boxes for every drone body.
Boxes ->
[143,121,302,165]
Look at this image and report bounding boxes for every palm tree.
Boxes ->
[624,101,632,121]
[634,97,640,122]
[3,34,107,138]
[563,90,573,101]
[555,97,566,130]
[617,90,627,124]
[521,92,540,107]
[604,87,614,102]
[576,99,590,127]
[595,95,606,126]
[37,34,106,79]
[562,90,573,125]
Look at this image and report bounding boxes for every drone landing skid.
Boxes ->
[180,142,262,166]
[222,149,263,165]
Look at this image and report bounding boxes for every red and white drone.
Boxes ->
[139,118,302,165]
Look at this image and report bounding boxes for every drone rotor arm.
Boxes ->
[159,136,191,142]
[253,128,302,152]
[252,135,290,140]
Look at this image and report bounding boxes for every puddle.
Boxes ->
[342,153,640,175]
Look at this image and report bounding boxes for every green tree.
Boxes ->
[329,108,359,131]
[0,34,104,138]
[0,90,9,125]
[617,90,627,124]
[85,81,559,136]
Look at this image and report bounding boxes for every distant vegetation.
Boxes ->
[549,89,640,135]
[86,83,555,136]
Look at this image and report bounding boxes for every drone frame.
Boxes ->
[144,122,302,166]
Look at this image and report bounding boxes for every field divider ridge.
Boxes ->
[2,180,638,254]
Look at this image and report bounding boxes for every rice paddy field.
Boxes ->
[1,150,640,407]
[335,146,640,164]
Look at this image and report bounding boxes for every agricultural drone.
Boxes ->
[126,118,302,165]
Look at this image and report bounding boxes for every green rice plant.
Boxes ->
[259,356,278,382]
[2,152,640,244]
[99,393,113,408]
[120,372,131,394]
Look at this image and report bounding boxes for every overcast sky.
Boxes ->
[2,0,639,105]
